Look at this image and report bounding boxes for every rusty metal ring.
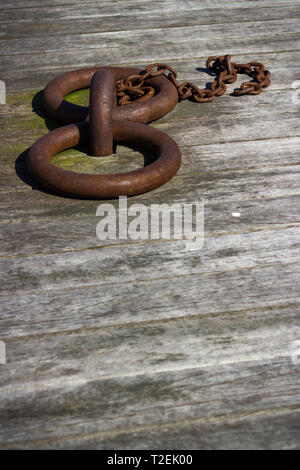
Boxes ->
[27,121,181,199]
[42,66,178,125]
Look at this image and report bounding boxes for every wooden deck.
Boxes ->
[1,0,300,449]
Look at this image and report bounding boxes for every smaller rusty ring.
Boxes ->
[42,66,178,125]
[134,86,155,102]
[27,121,181,199]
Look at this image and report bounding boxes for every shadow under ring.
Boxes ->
[27,121,182,199]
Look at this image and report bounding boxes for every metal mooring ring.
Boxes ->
[27,121,181,199]
[28,66,181,198]
[42,66,178,124]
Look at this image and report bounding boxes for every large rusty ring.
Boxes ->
[27,66,181,199]
[27,121,181,199]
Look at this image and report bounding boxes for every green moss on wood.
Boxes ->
[65,88,90,106]
[6,90,40,106]
[2,89,147,175]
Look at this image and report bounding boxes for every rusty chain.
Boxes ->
[115,54,271,105]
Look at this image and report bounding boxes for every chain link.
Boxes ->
[115,55,271,105]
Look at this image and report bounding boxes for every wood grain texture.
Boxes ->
[1,262,300,338]
[0,358,299,449]
[0,196,299,257]
[1,225,300,295]
[2,305,300,389]
[1,19,300,56]
[0,0,300,450]
[1,5,299,40]
[1,166,300,226]
[1,34,300,73]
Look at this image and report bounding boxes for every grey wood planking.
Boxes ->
[1,0,297,9]
[1,0,300,450]
[1,5,299,40]
[0,0,298,7]
[1,33,300,73]
[0,165,300,216]
[1,19,300,56]
[1,0,298,19]
[1,262,300,338]
[0,198,299,258]
[20,410,300,450]
[0,358,299,448]
[1,305,299,390]
[1,225,300,295]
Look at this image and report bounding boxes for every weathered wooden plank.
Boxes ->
[159,114,300,149]
[1,262,299,337]
[1,166,300,225]
[1,303,299,389]
[1,0,297,9]
[1,33,299,73]
[0,0,174,7]
[0,358,299,448]
[1,226,300,295]
[1,5,299,39]
[1,0,297,20]
[0,196,299,257]
[1,19,299,56]
[184,137,300,172]
[29,409,299,450]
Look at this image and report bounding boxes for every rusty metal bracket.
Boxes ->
[27,56,271,199]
